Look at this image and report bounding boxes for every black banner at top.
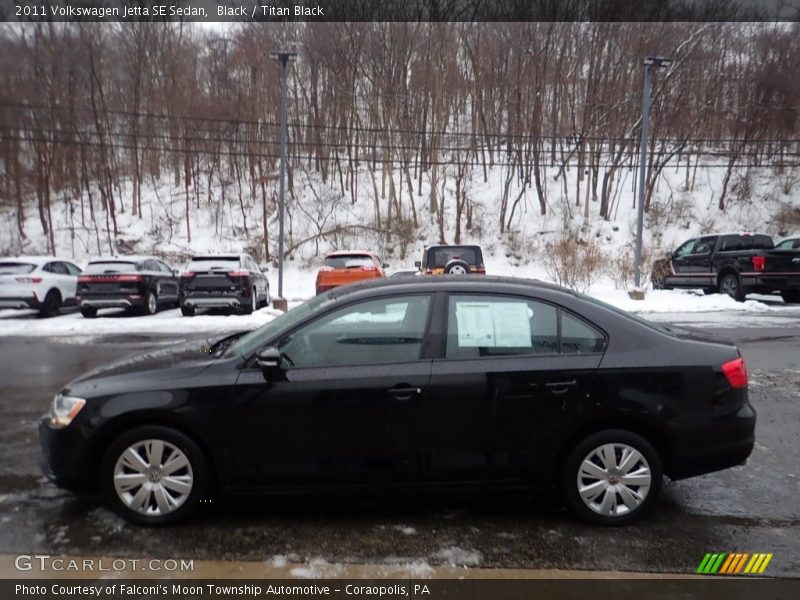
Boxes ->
[1,0,799,22]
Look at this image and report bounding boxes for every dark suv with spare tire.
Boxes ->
[416,245,486,275]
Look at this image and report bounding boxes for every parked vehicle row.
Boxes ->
[651,232,800,302]
[0,252,271,318]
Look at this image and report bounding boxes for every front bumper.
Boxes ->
[0,295,39,309]
[38,415,95,493]
[666,403,756,480]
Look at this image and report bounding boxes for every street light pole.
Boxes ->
[634,56,671,290]
[270,51,297,302]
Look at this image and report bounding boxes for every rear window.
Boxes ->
[85,261,139,274]
[720,235,774,251]
[0,262,35,274]
[428,247,481,267]
[324,254,375,269]
[188,257,240,271]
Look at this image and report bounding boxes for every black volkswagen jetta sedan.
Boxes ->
[40,276,755,525]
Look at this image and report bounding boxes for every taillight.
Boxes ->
[181,271,196,279]
[721,357,748,389]
[15,276,42,283]
[752,256,766,272]
[227,270,250,278]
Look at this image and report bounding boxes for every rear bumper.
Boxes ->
[666,403,756,480]
[741,274,800,290]
[182,294,244,308]
[79,296,144,309]
[0,295,39,309]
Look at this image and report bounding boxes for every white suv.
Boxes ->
[0,256,82,317]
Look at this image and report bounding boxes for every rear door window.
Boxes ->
[188,257,240,272]
[445,295,605,359]
[324,254,374,269]
[85,262,138,274]
[431,247,478,267]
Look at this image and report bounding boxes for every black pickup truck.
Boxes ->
[651,232,800,302]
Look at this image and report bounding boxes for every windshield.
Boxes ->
[188,258,240,272]
[229,291,338,358]
[324,254,374,269]
[85,261,139,274]
[0,262,35,275]
[576,292,675,336]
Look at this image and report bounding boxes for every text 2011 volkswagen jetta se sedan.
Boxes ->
[40,277,755,525]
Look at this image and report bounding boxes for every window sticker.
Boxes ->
[456,302,496,347]
[455,301,533,348]
[491,302,533,347]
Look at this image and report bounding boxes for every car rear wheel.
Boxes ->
[561,430,662,525]
[39,290,61,317]
[180,305,195,317]
[240,288,256,314]
[100,426,209,525]
[80,306,97,319]
[719,273,745,302]
[781,290,800,304]
[143,290,158,315]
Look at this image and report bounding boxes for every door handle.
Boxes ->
[387,386,422,401]
[544,380,577,394]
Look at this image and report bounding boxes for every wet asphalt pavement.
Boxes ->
[0,317,799,577]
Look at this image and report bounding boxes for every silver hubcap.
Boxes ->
[448,265,467,275]
[722,278,737,296]
[577,443,651,517]
[148,293,157,313]
[113,439,193,516]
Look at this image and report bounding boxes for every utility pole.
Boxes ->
[634,56,672,290]
[270,51,297,305]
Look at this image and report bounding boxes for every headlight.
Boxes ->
[50,394,86,427]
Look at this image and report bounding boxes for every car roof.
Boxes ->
[325,250,376,257]
[190,254,243,260]
[425,244,482,250]
[328,274,564,300]
[88,255,159,263]
[0,255,62,265]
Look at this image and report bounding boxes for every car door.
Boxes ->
[683,235,717,288]
[246,256,266,299]
[668,238,698,286]
[156,260,180,301]
[46,262,74,302]
[421,293,605,483]
[61,262,82,302]
[231,293,434,488]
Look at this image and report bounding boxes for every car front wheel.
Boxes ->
[100,426,209,525]
[561,430,662,525]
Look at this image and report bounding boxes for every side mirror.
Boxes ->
[414,260,421,269]
[261,264,270,273]
[382,263,390,269]
[256,347,285,381]
[173,269,179,276]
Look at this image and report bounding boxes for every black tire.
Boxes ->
[781,290,800,304]
[240,288,256,315]
[100,425,210,526]
[180,305,196,317]
[444,259,470,275]
[561,429,662,526]
[39,290,61,317]
[651,276,668,290]
[142,290,158,315]
[719,272,745,302]
[261,284,271,308]
[80,306,97,319]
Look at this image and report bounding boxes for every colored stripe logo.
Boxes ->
[697,552,773,575]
